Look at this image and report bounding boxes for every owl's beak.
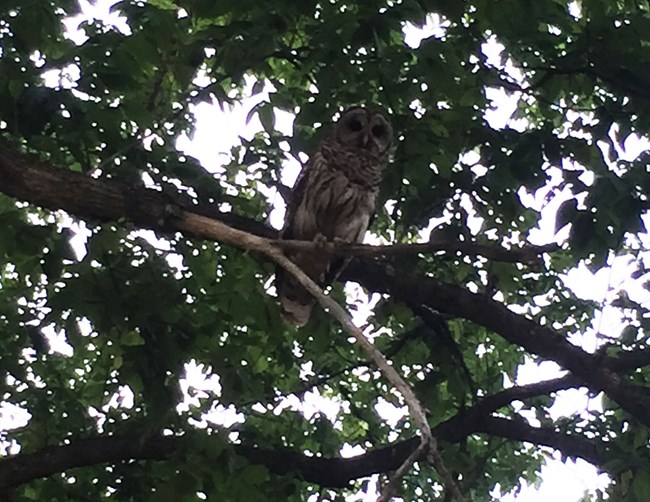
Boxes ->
[361,132,370,147]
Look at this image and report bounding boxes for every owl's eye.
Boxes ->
[348,118,363,131]
[372,124,386,137]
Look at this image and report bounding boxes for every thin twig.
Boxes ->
[266,249,450,500]
[377,440,428,502]
[267,247,430,426]
[271,238,556,264]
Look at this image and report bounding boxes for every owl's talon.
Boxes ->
[332,237,351,247]
[314,233,328,249]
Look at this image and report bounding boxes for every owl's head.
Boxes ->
[333,106,393,157]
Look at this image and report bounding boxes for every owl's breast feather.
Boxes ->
[321,140,386,184]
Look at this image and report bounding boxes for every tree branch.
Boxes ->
[605,346,650,372]
[0,373,610,491]
[272,238,555,264]
[344,259,650,428]
[478,417,605,466]
[469,374,581,417]
[11,342,647,491]
[0,141,548,265]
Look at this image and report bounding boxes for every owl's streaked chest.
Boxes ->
[292,152,378,241]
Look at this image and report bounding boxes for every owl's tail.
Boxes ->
[276,253,329,326]
[279,292,314,327]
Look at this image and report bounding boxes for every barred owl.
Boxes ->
[276,106,394,326]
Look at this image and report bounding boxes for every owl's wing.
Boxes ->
[280,158,312,240]
[276,158,320,326]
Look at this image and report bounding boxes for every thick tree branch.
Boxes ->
[12,343,649,491]
[344,259,650,427]
[478,417,604,466]
[0,141,546,264]
[605,346,650,372]
[469,374,581,416]
[0,374,610,491]
[0,423,604,491]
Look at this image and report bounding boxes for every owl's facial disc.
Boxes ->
[336,107,393,156]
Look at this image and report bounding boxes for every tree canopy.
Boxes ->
[2,0,650,500]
